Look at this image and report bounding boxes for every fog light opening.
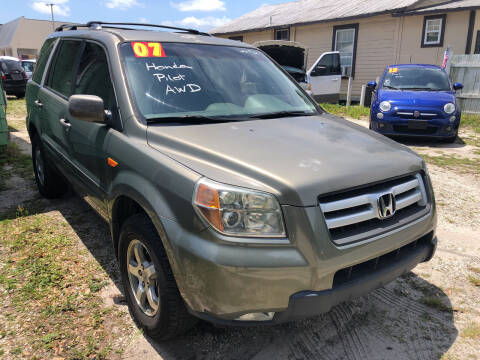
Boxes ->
[379,123,385,128]
[446,126,452,131]
[377,113,384,120]
[235,312,275,322]
[449,116,456,123]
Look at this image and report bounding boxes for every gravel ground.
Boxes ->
[1,115,479,360]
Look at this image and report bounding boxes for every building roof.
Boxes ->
[211,0,480,35]
[0,17,21,48]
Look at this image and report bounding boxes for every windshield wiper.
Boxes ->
[248,111,317,119]
[383,85,401,90]
[405,87,436,91]
[147,115,246,124]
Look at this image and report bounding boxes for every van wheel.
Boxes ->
[119,213,196,339]
[32,134,68,198]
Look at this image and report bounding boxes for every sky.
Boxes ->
[0,0,287,31]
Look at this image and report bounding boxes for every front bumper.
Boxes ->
[163,197,437,324]
[370,114,460,138]
[190,233,436,325]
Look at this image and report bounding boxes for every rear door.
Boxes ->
[26,37,57,136]
[38,39,83,175]
[306,52,341,102]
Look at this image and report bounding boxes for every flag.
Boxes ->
[442,46,450,69]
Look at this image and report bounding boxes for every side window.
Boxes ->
[311,53,341,77]
[32,38,56,84]
[47,40,82,97]
[74,42,118,118]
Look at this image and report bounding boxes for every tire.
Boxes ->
[32,134,68,198]
[442,134,457,143]
[119,213,196,339]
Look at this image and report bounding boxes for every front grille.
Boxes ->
[393,124,438,135]
[319,173,429,246]
[332,231,433,288]
[395,110,440,120]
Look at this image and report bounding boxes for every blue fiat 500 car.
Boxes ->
[368,64,463,143]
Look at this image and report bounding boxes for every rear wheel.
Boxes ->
[32,134,68,198]
[119,213,196,339]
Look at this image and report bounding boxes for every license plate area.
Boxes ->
[11,73,22,80]
[408,120,428,129]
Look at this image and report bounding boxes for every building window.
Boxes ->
[332,24,358,78]
[421,14,446,47]
[274,28,290,41]
[229,36,243,42]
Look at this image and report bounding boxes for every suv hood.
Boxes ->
[378,89,455,107]
[147,114,424,206]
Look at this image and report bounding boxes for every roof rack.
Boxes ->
[55,21,211,36]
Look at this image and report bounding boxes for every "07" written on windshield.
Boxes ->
[131,42,166,58]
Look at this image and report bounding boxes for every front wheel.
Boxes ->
[119,214,196,339]
[442,134,457,143]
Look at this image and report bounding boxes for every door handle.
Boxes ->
[331,78,340,81]
[59,118,71,128]
[34,99,43,107]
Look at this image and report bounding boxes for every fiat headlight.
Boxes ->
[444,103,456,114]
[193,178,285,237]
[379,101,391,112]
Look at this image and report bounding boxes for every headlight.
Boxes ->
[193,178,286,237]
[444,103,456,114]
[379,101,391,112]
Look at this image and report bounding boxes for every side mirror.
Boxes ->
[367,81,377,89]
[453,82,463,91]
[68,94,105,123]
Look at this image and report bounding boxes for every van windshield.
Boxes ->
[382,67,451,91]
[120,42,318,122]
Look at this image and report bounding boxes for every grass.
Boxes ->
[421,296,452,312]
[468,275,480,287]
[0,211,129,358]
[461,323,480,339]
[0,141,33,191]
[5,97,27,120]
[320,103,370,119]
[461,113,480,134]
[421,154,480,173]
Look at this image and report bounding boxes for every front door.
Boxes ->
[66,41,120,217]
[306,51,341,102]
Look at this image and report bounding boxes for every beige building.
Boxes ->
[211,0,480,101]
[0,17,70,59]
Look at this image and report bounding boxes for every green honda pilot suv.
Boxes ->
[26,22,437,339]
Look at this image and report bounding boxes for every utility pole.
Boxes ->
[46,3,55,31]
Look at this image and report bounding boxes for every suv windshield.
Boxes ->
[120,42,318,121]
[382,67,451,91]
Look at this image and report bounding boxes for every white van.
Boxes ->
[254,41,341,103]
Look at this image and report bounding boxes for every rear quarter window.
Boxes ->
[32,38,56,84]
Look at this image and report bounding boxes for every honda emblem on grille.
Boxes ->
[414,110,420,118]
[377,193,396,219]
